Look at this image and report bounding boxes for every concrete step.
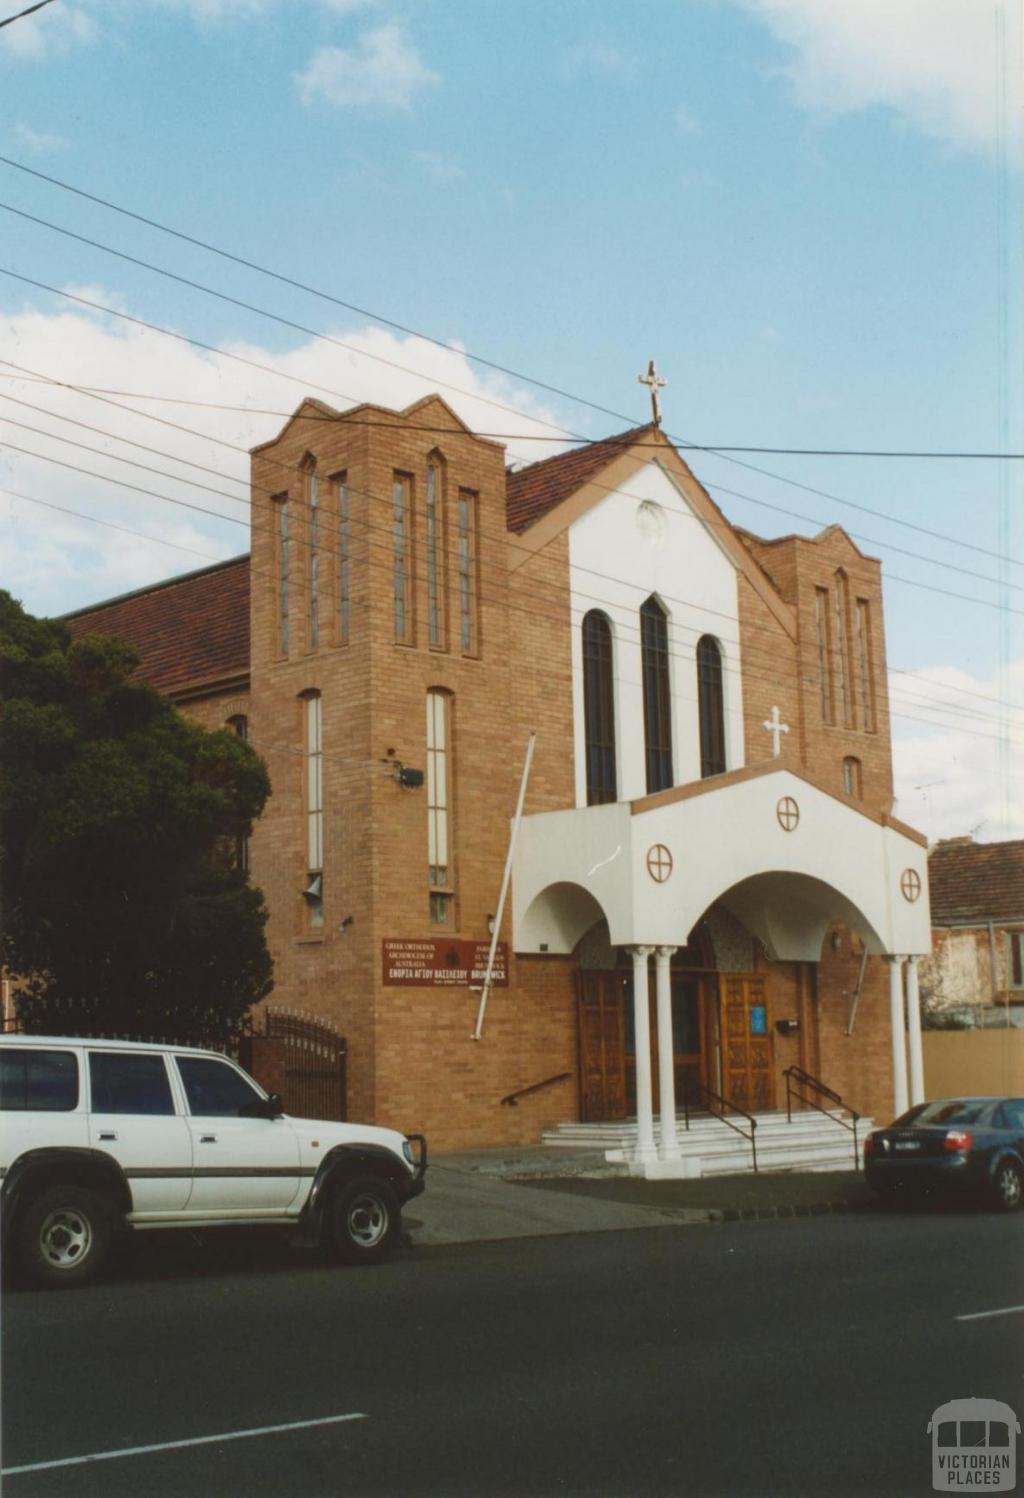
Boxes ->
[543,1111,870,1178]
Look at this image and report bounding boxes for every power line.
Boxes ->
[3,267,1021,584]
[7,436,1023,740]
[4,354,1024,727]
[4,151,1022,470]
[0,0,54,30]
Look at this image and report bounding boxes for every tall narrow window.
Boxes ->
[833,572,851,726]
[855,598,874,731]
[336,473,350,645]
[425,459,446,648]
[1009,932,1024,990]
[275,494,290,656]
[307,464,319,649]
[303,692,323,929]
[457,489,478,654]
[640,595,673,793]
[227,715,249,871]
[582,611,616,805]
[696,636,726,778]
[815,587,831,723]
[426,690,453,925]
[842,756,862,799]
[393,473,412,643]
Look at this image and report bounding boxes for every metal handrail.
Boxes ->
[500,1071,572,1107]
[682,1079,759,1173]
[783,1065,862,1170]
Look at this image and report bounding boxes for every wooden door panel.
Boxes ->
[721,976,774,1112]
[578,973,626,1122]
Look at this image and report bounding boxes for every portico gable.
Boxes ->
[513,762,930,961]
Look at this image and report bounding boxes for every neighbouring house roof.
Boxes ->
[928,837,1024,925]
[505,425,653,532]
[64,554,250,698]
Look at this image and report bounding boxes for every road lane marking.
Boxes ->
[956,1304,1024,1322]
[2,1412,368,1476]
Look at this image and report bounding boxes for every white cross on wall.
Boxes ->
[763,705,790,758]
[638,359,666,427]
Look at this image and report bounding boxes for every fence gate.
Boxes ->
[242,1009,348,1122]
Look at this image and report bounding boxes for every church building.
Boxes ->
[66,387,932,1172]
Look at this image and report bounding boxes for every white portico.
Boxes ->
[512,762,931,1177]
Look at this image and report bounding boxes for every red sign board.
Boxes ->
[382,939,509,988]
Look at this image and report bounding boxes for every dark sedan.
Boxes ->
[864,1096,1024,1211]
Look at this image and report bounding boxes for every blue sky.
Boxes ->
[1,0,1021,839]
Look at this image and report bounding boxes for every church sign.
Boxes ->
[382,939,509,988]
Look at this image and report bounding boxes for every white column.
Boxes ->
[905,955,925,1106]
[887,956,909,1120]
[655,946,680,1160]
[630,946,657,1161]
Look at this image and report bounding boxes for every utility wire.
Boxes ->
[3,152,1022,469]
[0,0,54,29]
[3,266,1021,582]
[6,437,1022,738]
[4,354,1022,724]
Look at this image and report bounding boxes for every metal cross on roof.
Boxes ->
[638,359,666,427]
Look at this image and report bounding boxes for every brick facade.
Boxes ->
[67,400,909,1145]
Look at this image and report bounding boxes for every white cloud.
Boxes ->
[12,123,67,153]
[295,23,438,112]
[673,104,700,135]
[739,0,1024,155]
[412,149,464,183]
[892,659,1024,842]
[0,292,566,617]
[0,1,94,59]
[562,40,640,83]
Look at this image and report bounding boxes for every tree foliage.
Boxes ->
[0,590,273,1044]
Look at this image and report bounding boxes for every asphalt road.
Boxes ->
[3,1209,1023,1498]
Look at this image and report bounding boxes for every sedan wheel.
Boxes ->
[992,1161,1023,1213]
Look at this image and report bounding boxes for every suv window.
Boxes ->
[176,1056,266,1118]
[0,1048,78,1111]
[89,1052,175,1116]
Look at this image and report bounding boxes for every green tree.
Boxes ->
[0,590,273,1044]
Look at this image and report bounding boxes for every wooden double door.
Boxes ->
[577,969,773,1122]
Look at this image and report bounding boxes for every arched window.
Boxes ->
[304,457,320,649]
[426,689,454,925]
[301,691,323,929]
[842,756,862,799]
[425,453,446,650]
[582,611,616,804]
[696,636,726,778]
[640,596,673,793]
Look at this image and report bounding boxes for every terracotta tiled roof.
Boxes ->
[64,555,250,698]
[928,838,1024,925]
[505,425,653,532]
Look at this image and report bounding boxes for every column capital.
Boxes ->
[885,953,905,964]
[655,945,678,962]
[631,944,655,959]
[906,953,919,967]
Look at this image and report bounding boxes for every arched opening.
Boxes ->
[640,594,672,793]
[582,610,616,804]
[696,635,726,778]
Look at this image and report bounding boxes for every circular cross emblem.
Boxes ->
[776,796,800,832]
[900,868,922,903]
[646,844,673,883]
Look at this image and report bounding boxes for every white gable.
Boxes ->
[568,460,744,804]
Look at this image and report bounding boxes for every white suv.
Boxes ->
[0,1034,426,1288]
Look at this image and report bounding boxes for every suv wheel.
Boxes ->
[991,1160,1023,1213]
[18,1185,114,1288]
[328,1175,399,1265]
